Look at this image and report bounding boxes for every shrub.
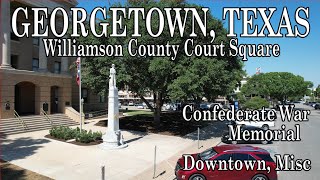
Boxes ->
[244,96,270,110]
[49,126,74,140]
[76,130,92,143]
[49,126,102,143]
[75,130,103,143]
[92,131,103,140]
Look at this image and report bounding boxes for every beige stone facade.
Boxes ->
[0,0,107,119]
[0,69,72,119]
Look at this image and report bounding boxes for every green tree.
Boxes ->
[315,85,320,98]
[242,72,311,104]
[244,96,269,110]
[76,0,244,125]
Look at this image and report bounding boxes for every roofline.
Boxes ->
[65,0,78,6]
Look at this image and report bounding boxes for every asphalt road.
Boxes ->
[220,103,320,180]
[272,103,320,180]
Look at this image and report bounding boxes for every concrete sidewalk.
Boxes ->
[132,124,223,180]
[1,119,223,180]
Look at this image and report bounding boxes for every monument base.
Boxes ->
[99,130,128,150]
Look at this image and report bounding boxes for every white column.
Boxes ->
[1,0,12,68]
[100,64,128,149]
[38,17,48,72]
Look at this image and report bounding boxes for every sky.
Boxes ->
[77,0,320,87]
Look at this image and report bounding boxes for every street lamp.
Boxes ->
[80,98,84,132]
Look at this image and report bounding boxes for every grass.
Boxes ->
[121,109,153,116]
[95,112,226,137]
[0,159,52,180]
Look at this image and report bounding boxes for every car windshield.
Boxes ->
[199,148,217,160]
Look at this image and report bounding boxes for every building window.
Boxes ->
[33,37,39,46]
[54,61,61,74]
[99,95,106,103]
[32,58,39,71]
[81,88,88,103]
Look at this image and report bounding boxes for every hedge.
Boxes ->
[49,126,102,143]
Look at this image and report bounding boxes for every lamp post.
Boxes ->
[80,98,84,132]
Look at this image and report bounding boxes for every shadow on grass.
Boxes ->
[0,159,51,180]
[95,112,229,140]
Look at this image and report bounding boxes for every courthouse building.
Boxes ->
[0,0,107,119]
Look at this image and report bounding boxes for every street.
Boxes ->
[273,103,320,180]
[236,103,319,180]
[219,103,319,179]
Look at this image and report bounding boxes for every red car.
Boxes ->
[175,145,277,180]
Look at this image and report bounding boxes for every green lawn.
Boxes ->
[121,110,153,116]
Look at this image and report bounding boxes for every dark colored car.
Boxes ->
[221,125,271,145]
[175,145,277,180]
[200,104,209,110]
[275,103,294,111]
[308,102,317,107]
[315,103,320,110]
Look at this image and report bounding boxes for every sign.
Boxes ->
[43,102,49,112]
[5,102,10,110]
[234,101,239,111]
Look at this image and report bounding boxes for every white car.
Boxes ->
[208,103,223,110]
[128,101,134,106]
[236,120,275,130]
[136,104,144,109]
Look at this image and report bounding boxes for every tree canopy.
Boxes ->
[242,72,311,103]
[75,0,244,125]
[315,85,320,98]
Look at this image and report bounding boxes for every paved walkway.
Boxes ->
[132,138,221,180]
[1,119,223,180]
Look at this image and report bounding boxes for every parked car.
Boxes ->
[208,103,223,111]
[315,103,320,110]
[221,125,271,145]
[236,119,274,130]
[135,103,144,109]
[308,102,317,107]
[163,103,178,111]
[275,103,294,111]
[223,104,231,110]
[175,145,277,180]
[199,103,210,110]
[128,101,134,106]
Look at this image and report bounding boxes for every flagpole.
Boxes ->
[79,57,82,132]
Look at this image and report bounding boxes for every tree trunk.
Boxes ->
[153,92,162,127]
[139,95,154,112]
[193,95,201,109]
[154,105,161,127]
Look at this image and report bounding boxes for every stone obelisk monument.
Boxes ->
[100,64,127,149]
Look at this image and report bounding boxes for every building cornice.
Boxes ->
[0,68,72,79]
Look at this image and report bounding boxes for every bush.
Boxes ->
[92,131,103,140]
[244,96,270,110]
[76,130,92,143]
[75,130,103,143]
[49,126,75,140]
[49,126,102,143]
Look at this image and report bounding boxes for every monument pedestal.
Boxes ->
[99,130,128,149]
[100,64,128,150]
